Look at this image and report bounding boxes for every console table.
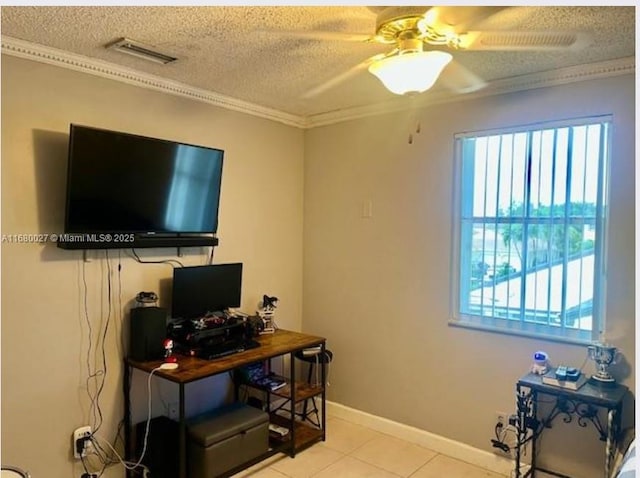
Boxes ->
[124,329,327,478]
[514,372,628,478]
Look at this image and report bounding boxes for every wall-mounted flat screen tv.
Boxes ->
[63,124,224,239]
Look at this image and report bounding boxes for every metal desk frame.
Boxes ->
[123,329,326,478]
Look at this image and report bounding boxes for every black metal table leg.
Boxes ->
[123,362,132,478]
[515,383,525,478]
[321,342,326,441]
[515,384,536,478]
[604,405,621,478]
[531,389,538,476]
[179,383,187,478]
[289,351,296,457]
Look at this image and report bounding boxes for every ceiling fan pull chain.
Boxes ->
[408,123,420,144]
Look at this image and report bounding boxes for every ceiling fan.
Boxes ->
[269,6,591,98]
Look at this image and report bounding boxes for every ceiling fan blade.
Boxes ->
[301,51,393,99]
[429,6,512,33]
[459,30,591,51]
[255,28,373,43]
[439,59,487,94]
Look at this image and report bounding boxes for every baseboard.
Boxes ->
[326,400,523,477]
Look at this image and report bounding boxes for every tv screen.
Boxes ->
[172,263,243,319]
[64,124,224,234]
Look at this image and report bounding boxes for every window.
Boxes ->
[451,116,611,343]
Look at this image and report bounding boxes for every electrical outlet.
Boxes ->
[168,401,179,420]
[73,426,92,459]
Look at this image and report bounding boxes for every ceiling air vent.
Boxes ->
[106,38,177,64]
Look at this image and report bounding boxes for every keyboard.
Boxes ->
[197,339,260,360]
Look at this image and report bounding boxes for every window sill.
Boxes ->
[448,319,593,346]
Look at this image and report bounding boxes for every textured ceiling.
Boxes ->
[1,6,635,119]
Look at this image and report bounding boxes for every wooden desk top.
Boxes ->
[126,329,325,384]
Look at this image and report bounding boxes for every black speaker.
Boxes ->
[129,307,167,361]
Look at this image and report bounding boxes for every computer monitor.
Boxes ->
[171,263,242,319]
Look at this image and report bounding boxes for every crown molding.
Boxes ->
[1,36,307,129]
[2,36,634,130]
[304,56,635,128]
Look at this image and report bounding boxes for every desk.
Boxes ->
[124,329,327,478]
[514,372,628,478]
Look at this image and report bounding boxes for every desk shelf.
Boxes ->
[269,413,324,450]
[243,378,323,403]
[239,361,327,456]
[273,382,324,402]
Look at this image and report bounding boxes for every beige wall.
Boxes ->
[1,51,635,478]
[303,74,635,478]
[1,55,304,477]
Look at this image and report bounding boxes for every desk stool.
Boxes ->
[294,348,333,428]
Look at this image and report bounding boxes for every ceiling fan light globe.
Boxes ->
[368,51,453,95]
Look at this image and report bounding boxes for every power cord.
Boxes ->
[77,252,169,477]
[491,422,511,453]
[76,365,158,477]
[80,252,113,436]
[129,249,184,268]
[86,366,161,476]
[491,417,520,455]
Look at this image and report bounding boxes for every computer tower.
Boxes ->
[135,416,179,478]
[129,307,167,361]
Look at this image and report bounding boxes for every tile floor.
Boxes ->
[233,416,508,478]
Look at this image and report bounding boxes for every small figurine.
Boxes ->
[262,295,278,311]
[163,338,177,363]
[531,351,549,375]
[257,295,278,334]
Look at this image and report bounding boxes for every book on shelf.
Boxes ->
[541,373,587,390]
[254,375,287,391]
[268,423,289,436]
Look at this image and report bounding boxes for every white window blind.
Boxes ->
[451,116,611,342]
